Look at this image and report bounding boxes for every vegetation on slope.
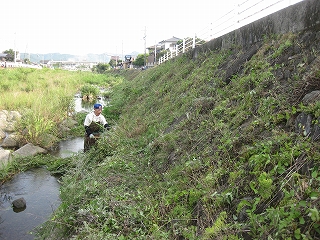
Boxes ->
[38,31,320,239]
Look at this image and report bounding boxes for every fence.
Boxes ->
[0,61,42,69]
[158,0,303,65]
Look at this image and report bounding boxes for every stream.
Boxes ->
[0,168,61,240]
[0,94,107,239]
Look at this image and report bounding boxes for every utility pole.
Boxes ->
[14,32,16,63]
[116,46,118,67]
[144,26,146,67]
[154,41,157,66]
[25,44,28,63]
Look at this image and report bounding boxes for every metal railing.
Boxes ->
[157,0,303,65]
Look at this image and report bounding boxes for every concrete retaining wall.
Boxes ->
[192,0,320,57]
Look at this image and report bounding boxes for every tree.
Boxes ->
[109,59,117,68]
[24,58,31,64]
[133,54,148,67]
[3,49,18,62]
[92,63,110,73]
[108,59,123,68]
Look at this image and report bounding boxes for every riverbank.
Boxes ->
[36,27,320,239]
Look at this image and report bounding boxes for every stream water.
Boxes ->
[0,94,108,239]
[0,134,85,240]
[0,168,61,240]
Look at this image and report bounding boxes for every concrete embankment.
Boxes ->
[192,0,320,57]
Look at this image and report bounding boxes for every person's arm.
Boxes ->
[84,114,93,136]
[101,115,111,130]
[104,123,111,130]
[84,125,93,136]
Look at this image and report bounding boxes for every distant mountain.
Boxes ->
[19,51,141,64]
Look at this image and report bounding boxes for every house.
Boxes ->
[146,36,182,66]
[158,36,182,52]
[147,36,182,54]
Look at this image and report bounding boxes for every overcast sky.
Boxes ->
[1,0,303,56]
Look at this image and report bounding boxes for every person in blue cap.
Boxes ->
[83,103,110,152]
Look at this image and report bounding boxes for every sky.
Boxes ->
[1,0,303,57]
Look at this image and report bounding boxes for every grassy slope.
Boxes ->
[39,31,320,239]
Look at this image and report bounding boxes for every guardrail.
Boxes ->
[158,0,302,65]
[0,61,42,69]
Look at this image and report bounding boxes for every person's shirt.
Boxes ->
[84,112,107,127]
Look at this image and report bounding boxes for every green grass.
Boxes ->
[0,68,122,182]
[0,68,121,147]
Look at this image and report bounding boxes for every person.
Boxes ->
[84,103,110,152]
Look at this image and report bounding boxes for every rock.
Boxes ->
[295,112,313,136]
[0,149,11,164]
[0,129,6,139]
[0,110,8,121]
[0,118,7,129]
[0,110,21,132]
[59,125,71,133]
[39,133,59,149]
[12,197,26,208]
[0,110,8,129]
[12,143,47,157]
[302,90,320,105]
[5,122,15,132]
[295,113,320,141]
[57,118,79,138]
[60,118,78,129]
[0,134,19,148]
[8,111,22,121]
[312,120,320,141]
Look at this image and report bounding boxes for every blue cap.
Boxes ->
[94,103,102,109]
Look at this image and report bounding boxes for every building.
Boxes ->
[146,36,182,67]
[157,36,182,52]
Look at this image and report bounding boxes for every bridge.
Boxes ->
[48,60,98,71]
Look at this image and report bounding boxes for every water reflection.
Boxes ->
[0,168,61,240]
[51,137,84,158]
[74,93,108,113]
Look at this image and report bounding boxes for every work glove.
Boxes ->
[104,123,111,130]
[89,134,95,139]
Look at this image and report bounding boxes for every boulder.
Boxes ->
[295,112,313,136]
[8,111,22,121]
[39,133,59,149]
[0,134,19,148]
[302,90,320,105]
[12,197,26,208]
[0,129,5,139]
[60,118,78,129]
[0,110,21,132]
[5,122,15,132]
[0,118,7,129]
[0,148,11,164]
[0,110,8,121]
[12,143,47,157]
